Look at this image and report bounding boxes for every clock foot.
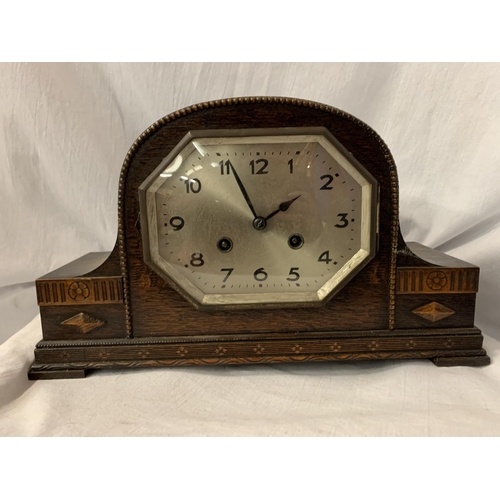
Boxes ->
[431,349,490,367]
[28,364,88,380]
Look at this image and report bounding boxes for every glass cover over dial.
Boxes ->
[139,128,378,308]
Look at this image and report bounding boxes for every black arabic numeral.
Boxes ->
[221,268,234,282]
[250,159,269,175]
[220,160,232,175]
[318,251,333,264]
[185,178,202,194]
[319,174,333,190]
[288,158,293,174]
[286,267,300,281]
[253,267,268,281]
[335,213,349,228]
[169,216,184,231]
[190,253,204,267]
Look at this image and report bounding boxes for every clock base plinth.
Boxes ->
[28,367,88,380]
[27,327,489,379]
[431,350,490,367]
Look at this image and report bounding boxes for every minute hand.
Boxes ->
[264,195,301,221]
[229,163,258,218]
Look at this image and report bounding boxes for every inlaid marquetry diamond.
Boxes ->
[412,302,455,322]
[61,312,105,334]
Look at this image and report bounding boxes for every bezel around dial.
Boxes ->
[139,127,379,310]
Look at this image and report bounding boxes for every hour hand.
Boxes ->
[265,195,301,221]
[229,163,258,218]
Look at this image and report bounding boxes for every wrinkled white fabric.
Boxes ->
[1,317,499,436]
[1,63,499,435]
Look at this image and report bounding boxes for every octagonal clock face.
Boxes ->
[139,127,378,308]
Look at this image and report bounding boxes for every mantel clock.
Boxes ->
[28,97,489,379]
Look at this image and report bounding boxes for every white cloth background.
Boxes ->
[1,62,499,436]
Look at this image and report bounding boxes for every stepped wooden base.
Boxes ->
[431,351,490,367]
[28,327,490,379]
[28,369,88,380]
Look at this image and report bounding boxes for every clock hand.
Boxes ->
[229,162,258,219]
[264,195,301,221]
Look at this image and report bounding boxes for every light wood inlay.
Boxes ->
[412,302,455,322]
[61,313,106,334]
[397,268,478,294]
[36,277,123,305]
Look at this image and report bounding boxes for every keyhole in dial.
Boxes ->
[288,234,304,250]
[217,237,233,253]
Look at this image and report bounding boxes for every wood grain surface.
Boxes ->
[29,97,488,378]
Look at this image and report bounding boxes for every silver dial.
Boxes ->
[139,128,378,308]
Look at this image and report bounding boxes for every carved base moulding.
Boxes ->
[28,97,489,379]
[28,328,489,380]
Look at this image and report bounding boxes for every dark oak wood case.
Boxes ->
[28,97,489,379]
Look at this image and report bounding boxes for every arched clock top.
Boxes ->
[117,98,401,322]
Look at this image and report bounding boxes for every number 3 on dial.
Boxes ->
[335,213,349,228]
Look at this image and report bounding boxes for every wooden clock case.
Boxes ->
[28,97,489,380]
